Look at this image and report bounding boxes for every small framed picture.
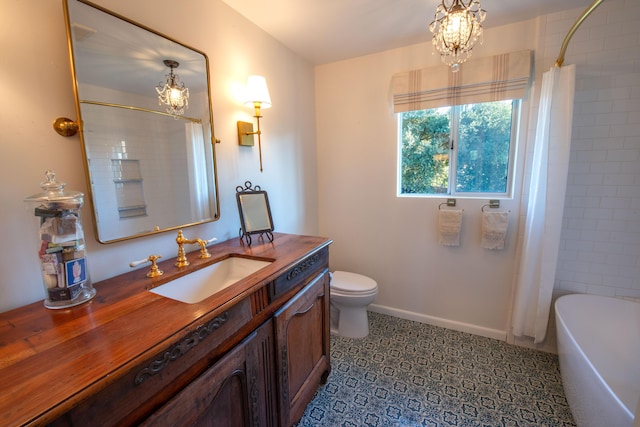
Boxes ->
[65,257,87,286]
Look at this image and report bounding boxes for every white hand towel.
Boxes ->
[481,211,509,250]
[438,209,463,246]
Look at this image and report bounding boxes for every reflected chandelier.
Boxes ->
[156,59,189,115]
[429,0,486,71]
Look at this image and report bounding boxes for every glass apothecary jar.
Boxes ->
[25,171,96,309]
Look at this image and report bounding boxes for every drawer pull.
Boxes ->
[286,254,320,281]
[294,301,315,316]
[135,311,230,385]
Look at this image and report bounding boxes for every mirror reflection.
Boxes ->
[64,0,219,243]
[238,193,273,232]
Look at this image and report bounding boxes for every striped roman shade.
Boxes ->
[392,50,532,113]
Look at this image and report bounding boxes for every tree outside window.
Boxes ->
[399,100,517,196]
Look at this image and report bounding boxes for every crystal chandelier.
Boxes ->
[156,59,189,115]
[429,0,486,71]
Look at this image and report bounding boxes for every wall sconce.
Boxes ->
[156,59,189,115]
[237,75,272,172]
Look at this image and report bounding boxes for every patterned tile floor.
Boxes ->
[296,312,575,427]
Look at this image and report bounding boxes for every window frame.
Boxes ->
[397,99,521,199]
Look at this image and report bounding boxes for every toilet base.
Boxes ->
[335,306,370,339]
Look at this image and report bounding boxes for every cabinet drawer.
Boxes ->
[141,319,275,427]
[133,297,252,386]
[51,298,252,427]
[269,247,328,301]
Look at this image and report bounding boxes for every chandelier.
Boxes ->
[429,0,486,71]
[156,59,189,115]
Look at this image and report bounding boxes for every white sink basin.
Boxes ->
[149,256,272,303]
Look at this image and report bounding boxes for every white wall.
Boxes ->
[0,0,318,312]
[316,0,640,340]
[315,20,539,340]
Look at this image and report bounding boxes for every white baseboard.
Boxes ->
[368,304,507,341]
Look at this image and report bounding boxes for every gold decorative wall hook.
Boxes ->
[53,117,79,137]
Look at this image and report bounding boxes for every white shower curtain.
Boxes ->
[511,65,576,343]
[185,122,210,221]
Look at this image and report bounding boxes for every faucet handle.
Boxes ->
[197,237,218,259]
[130,255,164,278]
[130,258,149,268]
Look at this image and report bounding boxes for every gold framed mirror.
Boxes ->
[63,0,219,243]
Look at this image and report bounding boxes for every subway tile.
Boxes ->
[595,113,627,126]
[615,288,640,298]
[568,196,602,208]
[611,230,640,244]
[583,208,614,220]
[585,285,616,296]
[598,197,631,208]
[556,280,588,293]
[603,173,635,185]
[576,126,611,139]
[575,271,604,286]
[606,148,640,161]
[588,161,624,174]
[599,87,633,102]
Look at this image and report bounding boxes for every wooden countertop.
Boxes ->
[0,233,331,426]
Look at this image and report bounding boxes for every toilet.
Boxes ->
[330,271,378,338]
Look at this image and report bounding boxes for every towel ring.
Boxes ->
[439,203,464,212]
[482,204,510,213]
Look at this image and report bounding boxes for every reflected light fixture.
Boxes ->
[237,75,272,172]
[429,0,486,71]
[156,59,189,115]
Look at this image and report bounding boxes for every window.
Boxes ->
[399,99,519,196]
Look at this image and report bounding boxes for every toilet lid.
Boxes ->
[331,271,377,293]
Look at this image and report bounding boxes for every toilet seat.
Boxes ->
[331,287,378,298]
[331,271,378,294]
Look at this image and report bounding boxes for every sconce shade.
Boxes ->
[239,75,272,172]
[243,75,272,110]
[156,59,189,115]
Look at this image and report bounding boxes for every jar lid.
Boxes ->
[24,170,84,203]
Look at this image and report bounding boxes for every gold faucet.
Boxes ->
[175,230,216,267]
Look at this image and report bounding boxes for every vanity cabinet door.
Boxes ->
[274,270,330,427]
[141,319,276,427]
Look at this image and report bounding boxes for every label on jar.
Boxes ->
[65,257,87,287]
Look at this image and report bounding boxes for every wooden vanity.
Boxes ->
[0,233,331,426]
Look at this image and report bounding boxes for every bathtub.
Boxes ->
[555,294,640,427]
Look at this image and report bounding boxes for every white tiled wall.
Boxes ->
[550,0,640,298]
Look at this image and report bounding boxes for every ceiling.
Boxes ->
[221,0,592,65]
